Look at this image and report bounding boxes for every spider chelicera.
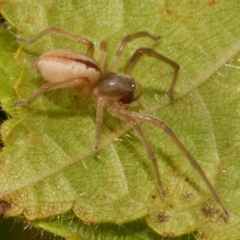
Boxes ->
[15,26,229,219]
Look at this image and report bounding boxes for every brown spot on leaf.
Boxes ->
[222,140,231,148]
[163,8,172,15]
[208,0,220,6]
[84,220,95,225]
[0,200,11,215]
[202,204,217,218]
[162,232,175,238]
[157,211,170,223]
[151,194,156,199]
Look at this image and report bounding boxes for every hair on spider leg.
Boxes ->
[15,26,229,220]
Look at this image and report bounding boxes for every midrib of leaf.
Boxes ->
[109,143,129,192]
[196,91,220,166]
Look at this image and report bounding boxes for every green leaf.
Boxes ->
[1,1,240,239]
[0,27,18,113]
[32,216,195,240]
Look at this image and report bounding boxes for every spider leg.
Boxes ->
[122,110,229,220]
[15,77,90,106]
[98,41,107,69]
[94,95,106,150]
[17,26,94,57]
[124,48,180,101]
[108,104,166,198]
[109,32,160,72]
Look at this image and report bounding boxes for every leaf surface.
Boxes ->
[1,1,240,239]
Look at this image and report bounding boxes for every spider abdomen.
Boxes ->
[93,72,136,103]
[34,49,101,86]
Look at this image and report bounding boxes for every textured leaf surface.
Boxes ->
[1,1,240,239]
[0,27,19,123]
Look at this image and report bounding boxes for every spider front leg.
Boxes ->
[107,104,166,198]
[17,26,94,57]
[122,110,229,220]
[15,77,90,106]
[124,48,180,101]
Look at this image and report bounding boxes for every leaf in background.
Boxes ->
[0,1,240,239]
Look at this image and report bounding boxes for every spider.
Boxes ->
[15,26,229,220]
